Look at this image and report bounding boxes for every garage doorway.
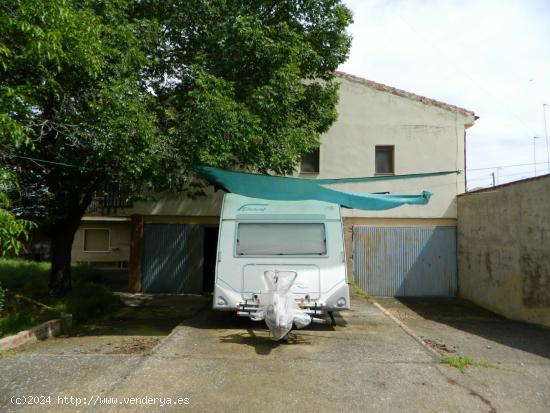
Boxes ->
[202,226,219,293]
[142,224,189,293]
[353,226,457,297]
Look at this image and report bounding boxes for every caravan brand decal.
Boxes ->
[238,203,268,212]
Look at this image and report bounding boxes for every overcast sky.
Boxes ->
[339,0,550,189]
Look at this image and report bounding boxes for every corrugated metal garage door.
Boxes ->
[353,226,457,297]
[142,224,203,293]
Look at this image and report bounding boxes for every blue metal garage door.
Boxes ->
[142,224,191,293]
[353,226,457,297]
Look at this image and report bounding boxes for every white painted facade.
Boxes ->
[314,73,475,218]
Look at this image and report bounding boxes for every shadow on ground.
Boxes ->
[377,297,550,360]
[74,293,211,337]
[219,329,313,355]
[19,294,213,356]
[173,300,346,355]
[76,291,343,346]
[86,269,346,342]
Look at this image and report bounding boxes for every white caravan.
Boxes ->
[213,193,350,326]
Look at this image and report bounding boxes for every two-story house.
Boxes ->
[72,72,476,296]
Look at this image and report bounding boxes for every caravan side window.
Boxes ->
[236,223,326,256]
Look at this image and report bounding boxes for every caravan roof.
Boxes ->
[221,193,341,221]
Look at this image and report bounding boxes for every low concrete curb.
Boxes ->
[0,313,72,351]
[372,300,444,360]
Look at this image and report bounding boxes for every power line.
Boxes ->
[413,167,550,191]
[467,160,550,172]
[490,169,548,181]
[464,168,549,189]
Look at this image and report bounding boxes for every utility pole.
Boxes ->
[491,172,495,187]
[544,104,550,174]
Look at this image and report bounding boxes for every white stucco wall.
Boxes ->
[103,73,475,220]
[304,75,475,218]
[73,220,131,263]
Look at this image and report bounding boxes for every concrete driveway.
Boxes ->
[1,293,549,412]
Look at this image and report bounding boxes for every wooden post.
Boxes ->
[128,214,144,293]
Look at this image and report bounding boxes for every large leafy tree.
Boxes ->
[1,0,352,294]
[2,0,159,293]
[0,170,35,257]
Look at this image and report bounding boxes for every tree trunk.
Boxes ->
[49,226,78,295]
[48,187,98,296]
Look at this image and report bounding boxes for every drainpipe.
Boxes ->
[463,130,467,191]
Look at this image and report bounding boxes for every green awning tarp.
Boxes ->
[196,166,457,211]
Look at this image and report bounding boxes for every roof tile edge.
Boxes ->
[335,71,476,119]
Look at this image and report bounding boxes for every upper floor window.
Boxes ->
[300,148,320,173]
[375,145,394,175]
[84,228,110,252]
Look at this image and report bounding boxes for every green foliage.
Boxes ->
[2,0,159,219]
[352,283,371,300]
[442,356,498,373]
[0,171,36,257]
[0,259,50,298]
[0,302,59,338]
[51,281,121,324]
[142,0,352,182]
[0,349,19,359]
[2,0,352,209]
[0,259,121,326]
[0,209,35,258]
[1,0,352,291]
[0,311,38,337]
[0,282,4,314]
[0,0,105,148]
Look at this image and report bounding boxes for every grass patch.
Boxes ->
[0,258,121,336]
[352,283,371,300]
[442,355,498,373]
[0,311,39,337]
[0,349,20,359]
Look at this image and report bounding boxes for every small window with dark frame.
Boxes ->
[300,148,320,173]
[84,229,110,252]
[375,146,394,175]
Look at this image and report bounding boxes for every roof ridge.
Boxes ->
[335,71,476,118]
